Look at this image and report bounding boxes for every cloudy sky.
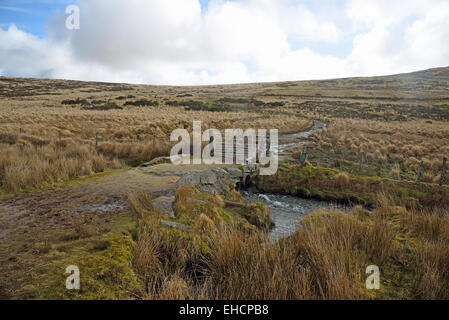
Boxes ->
[1,0,449,85]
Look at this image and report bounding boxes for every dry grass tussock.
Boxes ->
[0,141,122,192]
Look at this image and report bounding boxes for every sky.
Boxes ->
[0,0,449,85]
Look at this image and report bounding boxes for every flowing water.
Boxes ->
[243,192,348,241]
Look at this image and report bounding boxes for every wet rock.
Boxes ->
[152,196,176,218]
[160,219,191,232]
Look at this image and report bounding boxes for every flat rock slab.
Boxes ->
[174,167,244,195]
[160,219,191,232]
[152,196,176,218]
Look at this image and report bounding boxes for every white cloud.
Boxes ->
[346,0,449,76]
[0,0,448,84]
[403,3,449,69]
[0,25,54,77]
[347,0,428,28]
[69,0,202,67]
[279,2,341,43]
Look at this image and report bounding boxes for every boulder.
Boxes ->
[200,170,218,185]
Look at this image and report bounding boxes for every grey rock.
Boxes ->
[212,167,229,175]
[224,167,244,179]
[152,196,176,218]
[198,186,216,195]
[187,198,207,206]
[175,171,201,189]
[151,189,171,198]
[200,170,218,185]
[160,219,191,232]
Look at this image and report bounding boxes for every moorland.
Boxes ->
[0,66,448,300]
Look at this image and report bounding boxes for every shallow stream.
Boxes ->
[243,192,348,241]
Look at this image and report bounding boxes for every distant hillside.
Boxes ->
[1,66,449,121]
[1,66,448,99]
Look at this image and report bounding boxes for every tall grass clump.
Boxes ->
[0,141,121,192]
[97,140,171,166]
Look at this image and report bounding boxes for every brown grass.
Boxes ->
[309,118,449,181]
[390,163,401,180]
[0,141,122,192]
[335,172,350,187]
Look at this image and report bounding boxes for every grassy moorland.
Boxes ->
[0,66,448,300]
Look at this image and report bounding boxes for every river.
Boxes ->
[243,192,348,241]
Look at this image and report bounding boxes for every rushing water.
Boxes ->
[243,193,347,242]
